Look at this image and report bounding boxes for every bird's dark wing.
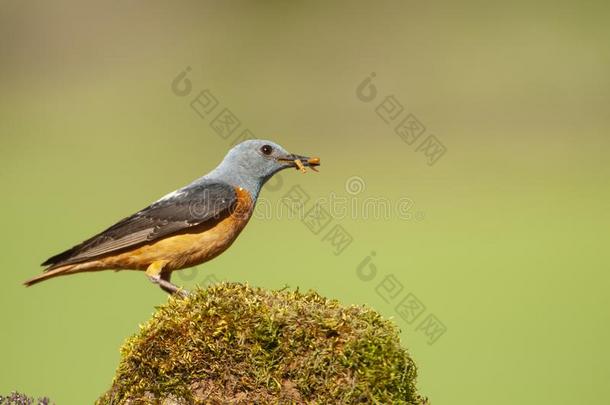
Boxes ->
[42,181,237,269]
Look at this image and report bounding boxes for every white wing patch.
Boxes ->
[157,189,184,202]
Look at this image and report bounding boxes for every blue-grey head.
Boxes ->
[206,139,320,199]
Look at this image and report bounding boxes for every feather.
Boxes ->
[42,181,237,270]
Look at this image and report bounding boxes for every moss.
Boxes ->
[0,392,53,405]
[97,283,428,404]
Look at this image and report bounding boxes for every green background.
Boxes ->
[1,1,609,403]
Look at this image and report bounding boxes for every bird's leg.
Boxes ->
[160,271,189,297]
[145,261,189,298]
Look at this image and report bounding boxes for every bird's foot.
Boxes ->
[145,260,189,298]
[148,275,189,298]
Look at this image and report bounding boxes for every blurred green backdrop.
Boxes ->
[1,1,609,404]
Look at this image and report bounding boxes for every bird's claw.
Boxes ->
[148,275,189,298]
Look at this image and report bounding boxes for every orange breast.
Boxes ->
[99,187,255,271]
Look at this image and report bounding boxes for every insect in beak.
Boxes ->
[278,155,321,173]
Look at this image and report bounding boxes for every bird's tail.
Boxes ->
[23,262,101,287]
[23,265,78,286]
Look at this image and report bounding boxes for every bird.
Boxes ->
[24,139,320,296]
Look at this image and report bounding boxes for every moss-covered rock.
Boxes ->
[97,283,428,404]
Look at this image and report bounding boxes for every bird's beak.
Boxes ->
[277,154,321,172]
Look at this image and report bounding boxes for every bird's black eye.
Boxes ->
[261,144,273,155]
